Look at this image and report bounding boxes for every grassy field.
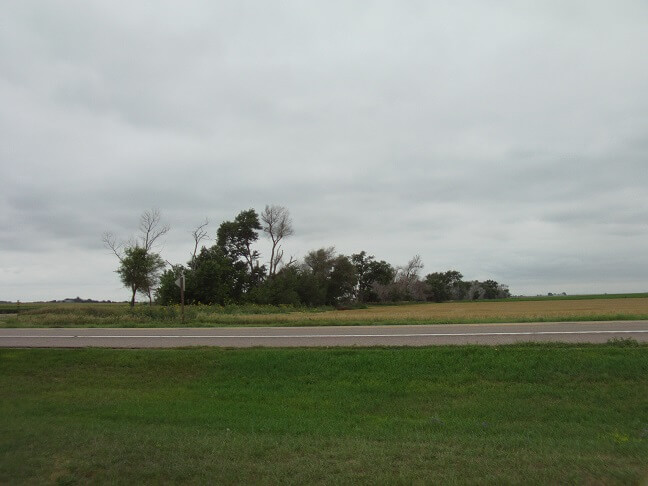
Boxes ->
[2,295,648,328]
[0,302,44,314]
[1,344,646,484]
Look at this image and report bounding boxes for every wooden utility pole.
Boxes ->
[175,273,186,325]
[181,273,185,325]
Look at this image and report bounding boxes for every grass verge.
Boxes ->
[1,344,647,484]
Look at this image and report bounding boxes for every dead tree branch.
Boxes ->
[139,208,170,251]
[190,218,210,263]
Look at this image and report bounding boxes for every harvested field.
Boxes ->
[187,297,648,326]
[321,297,648,321]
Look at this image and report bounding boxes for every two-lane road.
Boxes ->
[1,321,647,348]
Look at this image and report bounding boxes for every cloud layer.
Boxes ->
[1,1,647,300]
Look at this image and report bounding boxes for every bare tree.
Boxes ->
[138,208,170,251]
[401,254,424,282]
[396,254,424,300]
[285,255,298,268]
[190,218,210,263]
[138,209,169,304]
[102,231,124,262]
[261,205,294,276]
[271,247,297,275]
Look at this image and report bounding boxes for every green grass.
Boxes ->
[0,303,42,314]
[1,344,647,484]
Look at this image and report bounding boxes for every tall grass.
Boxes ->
[0,303,332,327]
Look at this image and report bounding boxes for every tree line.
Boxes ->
[104,207,510,307]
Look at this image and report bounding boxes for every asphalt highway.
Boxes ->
[1,321,647,348]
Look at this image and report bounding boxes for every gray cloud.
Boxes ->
[1,1,647,301]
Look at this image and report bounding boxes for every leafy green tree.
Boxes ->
[368,260,395,286]
[327,255,357,305]
[303,247,336,276]
[298,247,336,306]
[465,279,511,300]
[217,209,267,293]
[295,271,327,306]
[216,209,263,275]
[425,270,465,302]
[186,246,247,305]
[480,279,510,299]
[351,251,395,302]
[249,266,301,306]
[155,266,184,305]
[116,246,165,307]
[301,248,357,306]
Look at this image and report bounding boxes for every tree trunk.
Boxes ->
[130,285,136,308]
[269,243,276,277]
[246,242,254,275]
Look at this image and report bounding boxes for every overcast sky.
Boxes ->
[1,1,647,301]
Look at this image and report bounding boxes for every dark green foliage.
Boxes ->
[299,247,337,306]
[481,279,502,299]
[216,209,264,279]
[157,245,248,306]
[425,270,464,302]
[327,255,357,305]
[352,251,396,302]
[368,260,396,285]
[155,268,183,305]
[424,271,511,302]
[295,270,328,306]
[158,209,265,306]
[303,247,336,276]
[249,267,301,306]
[186,246,246,305]
[300,248,358,306]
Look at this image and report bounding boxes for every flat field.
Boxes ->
[1,344,647,484]
[1,295,647,327]
[283,297,648,325]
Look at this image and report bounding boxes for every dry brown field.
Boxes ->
[2,297,647,327]
[196,297,648,325]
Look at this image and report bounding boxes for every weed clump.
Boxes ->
[606,337,641,347]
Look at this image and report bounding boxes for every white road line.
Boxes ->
[2,330,648,339]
